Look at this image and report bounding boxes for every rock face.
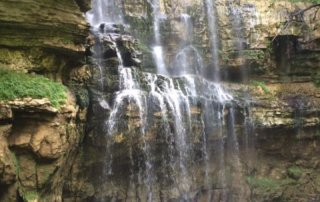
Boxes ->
[61,0,320,201]
[0,0,320,201]
[0,97,81,202]
[62,20,320,202]
[121,0,320,81]
[0,0,90,201]
[0,0,89,80]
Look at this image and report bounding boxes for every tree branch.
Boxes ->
[290,3,320,21]
[271,4,320,42]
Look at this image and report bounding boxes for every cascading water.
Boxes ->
[227,0,249,82]
[205,0,221,80]
[151,0,168,75]
[86,0,252,201]
[86,0,123,26]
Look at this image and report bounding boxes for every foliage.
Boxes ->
[288,166,304,179]
[312,71,320,87]
[137,42,152,54]
[0,69,67,108]
[252,80,271,94]
[243,50,265,62]
[247,176,280,191]
[247,176,297,192]
[22,191,38,201]
[11,152,20,174]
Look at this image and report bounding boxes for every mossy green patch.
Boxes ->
[252,80,270,94]
[10,152,20,174]
[22,190,38,201]
[288,166,304,179]
[0,69,67,108]
[247,176,280,191]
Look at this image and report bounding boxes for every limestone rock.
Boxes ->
[0,106,12,121]
[0,125,15,185]
[0,0,89,78]
[7,98,58,114]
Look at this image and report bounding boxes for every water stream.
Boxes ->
[86,0,250,200]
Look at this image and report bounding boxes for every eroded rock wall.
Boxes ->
[0,0,89,80]
[0,98,83,201]
[0,0,319,201]
[0,0,90,201]
[120,0,320,81]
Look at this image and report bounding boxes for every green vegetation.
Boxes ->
[219,50,265,65]
[312,71,320,87]
[22,190,38,201]
[0,69,67,108]
[252,80,271,94]
[247,176,297,192]
[247,176,280,191]
[243,50,265,62]
[137,42,152,54]
[288,166,304,179]
[11,152,20,174]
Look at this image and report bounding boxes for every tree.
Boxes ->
[272,1,320,41]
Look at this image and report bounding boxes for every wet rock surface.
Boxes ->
[0,97,81,201]
[0,0,319,201]
[63,18,320,201]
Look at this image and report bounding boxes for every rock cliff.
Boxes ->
[0,0,90,201]
[0,0,89,80]
[0,0,319,201]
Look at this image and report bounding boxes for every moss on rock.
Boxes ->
[0,69,67,108]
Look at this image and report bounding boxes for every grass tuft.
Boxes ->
[247,176,280,191]
[0,69,67,108]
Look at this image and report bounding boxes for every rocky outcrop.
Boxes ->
[120,0,320,81]
[0,0,90,79]
[62,20,320,201]
[0,97,82,202]
[0,0,90,201]
[0,0,319,201]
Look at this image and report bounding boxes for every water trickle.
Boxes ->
[181,13,193,42]
[152,46,167,75]
[205,0,221,80]
[227,1,250,81]
[86,0,123,27]
[151,0,168,75]
[174,45,203,75]
[86,0,252,200]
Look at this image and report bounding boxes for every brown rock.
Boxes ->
[0,125,15,185]
[0,106,13,121]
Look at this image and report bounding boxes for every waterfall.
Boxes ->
[205,0,221,80]
[86,0,251,200]
[227,1,248,81]
[151,0,168,75]
[86,0,123,27]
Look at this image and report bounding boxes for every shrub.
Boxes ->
[0,69,67,108]
[252,80,270,94]
[288,166,304,179]
[247,176,280,191]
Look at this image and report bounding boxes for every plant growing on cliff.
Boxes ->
[288,166,304,179]
[22,190,38,201]
[0,69,67,108]
[252,80,270,94]
[271,1,320,41]
[247,176,280,191]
